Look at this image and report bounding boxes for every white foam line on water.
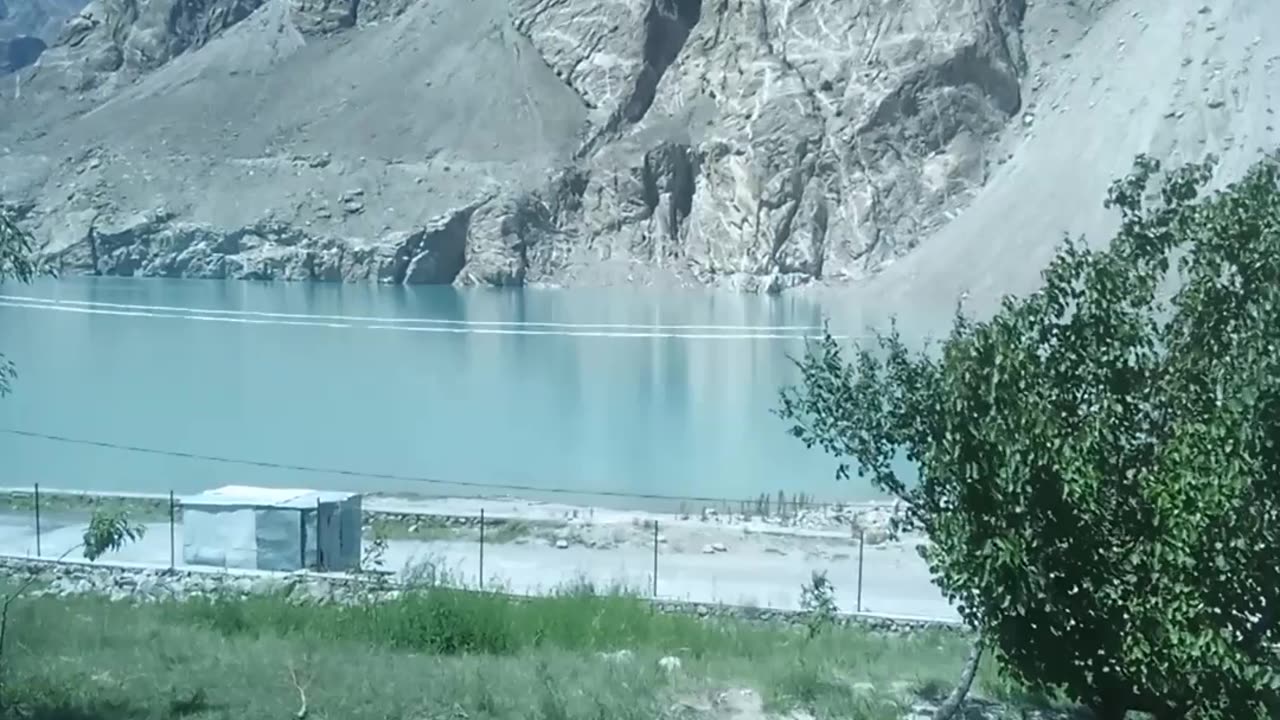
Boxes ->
[0,300,832,340]
[0,294,827,332]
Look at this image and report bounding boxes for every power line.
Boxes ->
[0,428,843,508]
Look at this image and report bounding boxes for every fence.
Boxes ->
[12,483,953,619]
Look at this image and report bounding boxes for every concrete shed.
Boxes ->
[180,485,362,572]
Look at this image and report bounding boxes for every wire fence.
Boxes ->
[15,482,949,617]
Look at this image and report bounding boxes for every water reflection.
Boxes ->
[0,277,942,505]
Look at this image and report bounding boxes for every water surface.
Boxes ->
[0,278,940,508]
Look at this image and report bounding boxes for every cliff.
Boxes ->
[0,0,1275,306]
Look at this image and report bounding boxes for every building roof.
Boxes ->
[179,485,358,509]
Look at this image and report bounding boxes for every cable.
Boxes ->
[0,427,845,508]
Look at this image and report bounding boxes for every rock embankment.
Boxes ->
[3,556,962,635]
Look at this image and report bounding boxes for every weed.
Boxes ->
[799,570,838,639]
[0,578,1000,720]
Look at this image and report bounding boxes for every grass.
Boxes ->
[0,578,1036,720]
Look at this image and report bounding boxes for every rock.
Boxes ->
[701,544,715,554]
[715,689,763,717]
[862,528,890,546]
[249,576,289,596]
[711,542,727,553]
[302,580,332,603]
[0,35,47,75]
[597,649,634,663]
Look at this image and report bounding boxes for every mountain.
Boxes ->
[0,0,1275,309]
[0,0,84,41]
[0,0,83,72]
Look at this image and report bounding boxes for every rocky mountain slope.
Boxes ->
[0,0,1275,305]
[0,0,82,72]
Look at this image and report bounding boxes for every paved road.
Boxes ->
[0,513,956,620]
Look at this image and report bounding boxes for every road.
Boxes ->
[1,511,956,619]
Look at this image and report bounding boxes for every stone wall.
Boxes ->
[0,556,965,635]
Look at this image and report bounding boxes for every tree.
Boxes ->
[0,204,37,398]
[777,152,1280,720]
[0,510,146,683]
[0,204,146,682]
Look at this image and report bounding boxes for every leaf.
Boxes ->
[775,151,1280,719]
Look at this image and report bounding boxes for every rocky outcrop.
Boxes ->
[9,0,1268,296]
[0,0,85,72]
[46,204,496,283]
[496,0,1030,290]
[0,0,85,43]
[1,34,45,71]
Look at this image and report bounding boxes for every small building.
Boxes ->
[181,485,362,572]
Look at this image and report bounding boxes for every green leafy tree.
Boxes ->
[0,205,145,682]
[0,205,37,398]
[777,152,1280,720]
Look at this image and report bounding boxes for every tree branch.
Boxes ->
[289,663,308,720]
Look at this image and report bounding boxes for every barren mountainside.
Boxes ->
[0,0,1275,309]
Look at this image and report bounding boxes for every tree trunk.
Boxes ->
[933,636,983,720]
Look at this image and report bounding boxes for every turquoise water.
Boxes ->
[0,278,937,508]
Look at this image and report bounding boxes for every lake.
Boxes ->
[0,278,944,509]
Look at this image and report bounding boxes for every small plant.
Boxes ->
[1,508,143,683]
[400,553,455,588]
[361,530,389,573]
[82,510,146,562]
[799,570,838,638]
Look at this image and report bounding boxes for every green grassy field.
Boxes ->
[0,579,1043,720]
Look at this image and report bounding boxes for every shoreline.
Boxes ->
[2,485,908,541]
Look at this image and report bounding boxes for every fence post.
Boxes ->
[169,490,176,569]
[856,527,865,613]
[316,497,324,571]
[479,508,485,591]
[33,482,41,558]
[652,520,659,598]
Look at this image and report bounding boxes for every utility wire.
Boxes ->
[0,427,842,508]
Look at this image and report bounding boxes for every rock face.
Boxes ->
[0,0,83,71]
[0,0,1275,298]
[0,0,85,44]
[0,34,44,72]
